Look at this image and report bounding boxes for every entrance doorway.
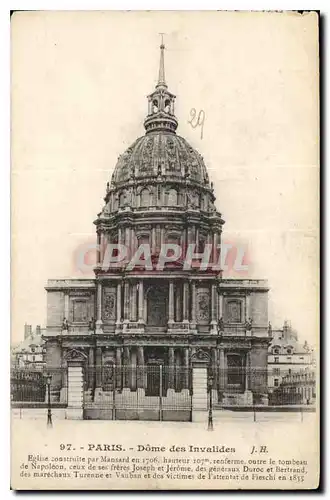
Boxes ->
[147,286,168,326]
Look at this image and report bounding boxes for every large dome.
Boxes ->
[111,132,210,186]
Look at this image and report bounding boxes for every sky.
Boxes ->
[11,11,319,345]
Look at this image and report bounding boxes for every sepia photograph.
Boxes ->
[10,10,319,490]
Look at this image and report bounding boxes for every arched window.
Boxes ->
[152,99,159,113]
[119,191,127,207]
[164,99,171,113]
[226,300,242,323]
[140,188,150,207]
[167,189,177,206]
[273,347,280,355]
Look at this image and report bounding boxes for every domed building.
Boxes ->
[44,42,271,419]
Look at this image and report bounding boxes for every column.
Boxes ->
[218,292,223,319]
[138,280,144,323]
[116,347,122,389]
[137,346,145,389]
[175,286,181,322]
[95,347,102,388]
[212,232,218,263]
[212,348,218,401]
[219,348,225,393]
[183,348,189,389]
[123,281,129,321]
[212,348,218,374]
[124,228,130,263]
[183,281,189,323]
[211,284,217,331]
[123,347,130,388]
[116,282,122,325]
[168,347,175,389]
[96,231,101,266]
[190,281,196,328]
[168,281,174,325]
[130,228,136,256]
[131,282,137,322]
[118,227,123,245]
[64,293,69,321]
[125,227,130,246]
[88,347,95,389]
[245,293,250,321]
[151,227,156,254]
[96,282,103,333]
[100,233,105,268]
[245,351,250,391]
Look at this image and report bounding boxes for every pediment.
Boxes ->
[64,348,87,362]
[191,349,210,364]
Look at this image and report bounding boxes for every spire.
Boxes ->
[144,35,178,134]
[156,33,167,88]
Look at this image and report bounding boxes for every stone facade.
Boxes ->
[43,42,272,410]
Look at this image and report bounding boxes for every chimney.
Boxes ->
[24,323,32,340]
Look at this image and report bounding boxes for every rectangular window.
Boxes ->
[274,378,279,387]
[227,354,244,386]
[274,357,279,363]
[72,300,88,322]
[273,368,280,375]
[226,300,242,323]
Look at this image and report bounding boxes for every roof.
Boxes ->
[111,133,210,186]
[12,334,44,353]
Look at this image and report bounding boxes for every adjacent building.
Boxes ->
[11,324,46,369]
[270,368,316,406]
[267,320,314,393]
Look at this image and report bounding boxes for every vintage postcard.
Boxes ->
[11,10,319,490]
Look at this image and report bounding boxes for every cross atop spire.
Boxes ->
[156,33,167,88]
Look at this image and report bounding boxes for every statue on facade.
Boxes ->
[62,318,69,332]
[106,182,110,194]
[217,317,224,333]
[88,317,96,332]
[209,199,216,212]
[268,321,272,336]
[187,190,199,209]
[245,317,253,331]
